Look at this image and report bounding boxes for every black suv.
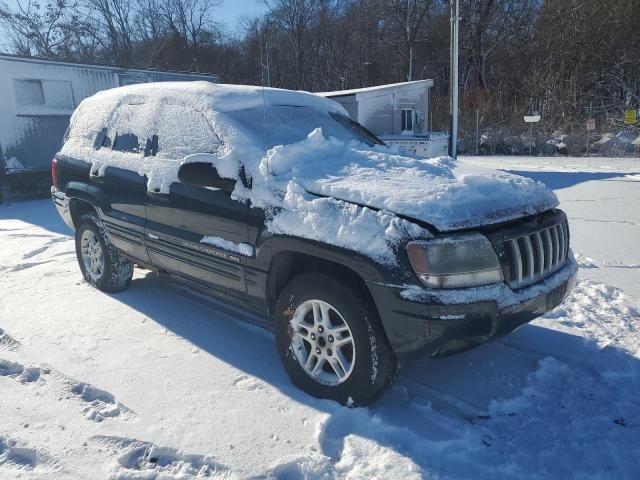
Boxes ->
[52,82,577,405]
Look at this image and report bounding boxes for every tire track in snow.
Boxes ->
[0,232,71,273]
[22,236,69,259]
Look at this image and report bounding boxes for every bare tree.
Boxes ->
[160,0,222,69]
[267,0,319,89]
[378,0,435,81]
[460,0,537,90]
[0,0,80,57]
[84,0,135,63]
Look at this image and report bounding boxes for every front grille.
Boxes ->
[503,219,570,288]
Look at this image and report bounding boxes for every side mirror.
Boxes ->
[178,162,236,193]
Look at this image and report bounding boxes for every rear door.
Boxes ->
[90,103,153,264]
[143,104,249,302]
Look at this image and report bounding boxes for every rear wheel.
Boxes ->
[275,273,398,406]
[75,212,133,293]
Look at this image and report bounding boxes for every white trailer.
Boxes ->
[0,54,218,199]
[317,80,448,158]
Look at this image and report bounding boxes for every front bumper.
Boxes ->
[368,256,578,358]
[51,187,75,231]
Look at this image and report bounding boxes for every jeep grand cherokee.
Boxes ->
[52,82,577,405]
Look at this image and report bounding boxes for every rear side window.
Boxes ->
[99,103,158,157]
[112,133,140,153]
[91,102,219,160]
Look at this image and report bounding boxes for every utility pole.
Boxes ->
[407,0,413,81]
[449,0,460,159]
[475,108,479,155]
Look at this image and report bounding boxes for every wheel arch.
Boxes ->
[266,250,379,319]
[65,182,108,228]
[68,197,98,228]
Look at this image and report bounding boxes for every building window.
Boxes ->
[401,109,414,132]
[43,80,75,110]
[14,79,45,106]
[13,79,75,114]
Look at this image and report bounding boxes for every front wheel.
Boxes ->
[75,212,133,293]
[275,273,398,406]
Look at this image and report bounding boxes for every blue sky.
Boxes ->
[3,0,268,32]
[213,0,268,31]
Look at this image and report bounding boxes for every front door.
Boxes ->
[145,182,249,301]
[142,103,249,302]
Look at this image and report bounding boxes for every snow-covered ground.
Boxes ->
[1,156,639,479]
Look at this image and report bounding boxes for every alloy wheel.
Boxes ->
[289,299,356,386]
[80,229,105,282]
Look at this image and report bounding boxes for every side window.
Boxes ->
[103,103,158,157]
[92,103,217,160]
[112,133,141,153]
[155,105,221,159]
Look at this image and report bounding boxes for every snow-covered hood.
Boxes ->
[260,130,559,232]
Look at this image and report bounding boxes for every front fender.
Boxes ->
[260,233,391,284]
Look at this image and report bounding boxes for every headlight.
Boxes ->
[406,233,504,289]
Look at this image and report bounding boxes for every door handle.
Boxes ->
[147,189,170,201]
[89,172,104,183]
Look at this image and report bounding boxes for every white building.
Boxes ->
[0,54,217,198]
[318,80,448,158]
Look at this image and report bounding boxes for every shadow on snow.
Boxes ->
[505,169,640,191]
[0,198,72,236]
[111,271,640,478]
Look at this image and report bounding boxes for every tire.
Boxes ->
[75,212,133,293]
[275,273,398,406]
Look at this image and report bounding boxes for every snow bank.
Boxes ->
[60,83,560,263]
[593,131,640,156]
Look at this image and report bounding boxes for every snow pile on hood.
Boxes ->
[264,182,427,262]
[256,128,558,231]
[60,83,559,264]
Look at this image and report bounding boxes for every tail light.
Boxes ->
[51,157,59,188]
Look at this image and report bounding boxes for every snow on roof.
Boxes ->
[317,79,434,98]
[82,81,345,114]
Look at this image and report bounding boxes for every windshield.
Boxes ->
[225,105,383,150]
